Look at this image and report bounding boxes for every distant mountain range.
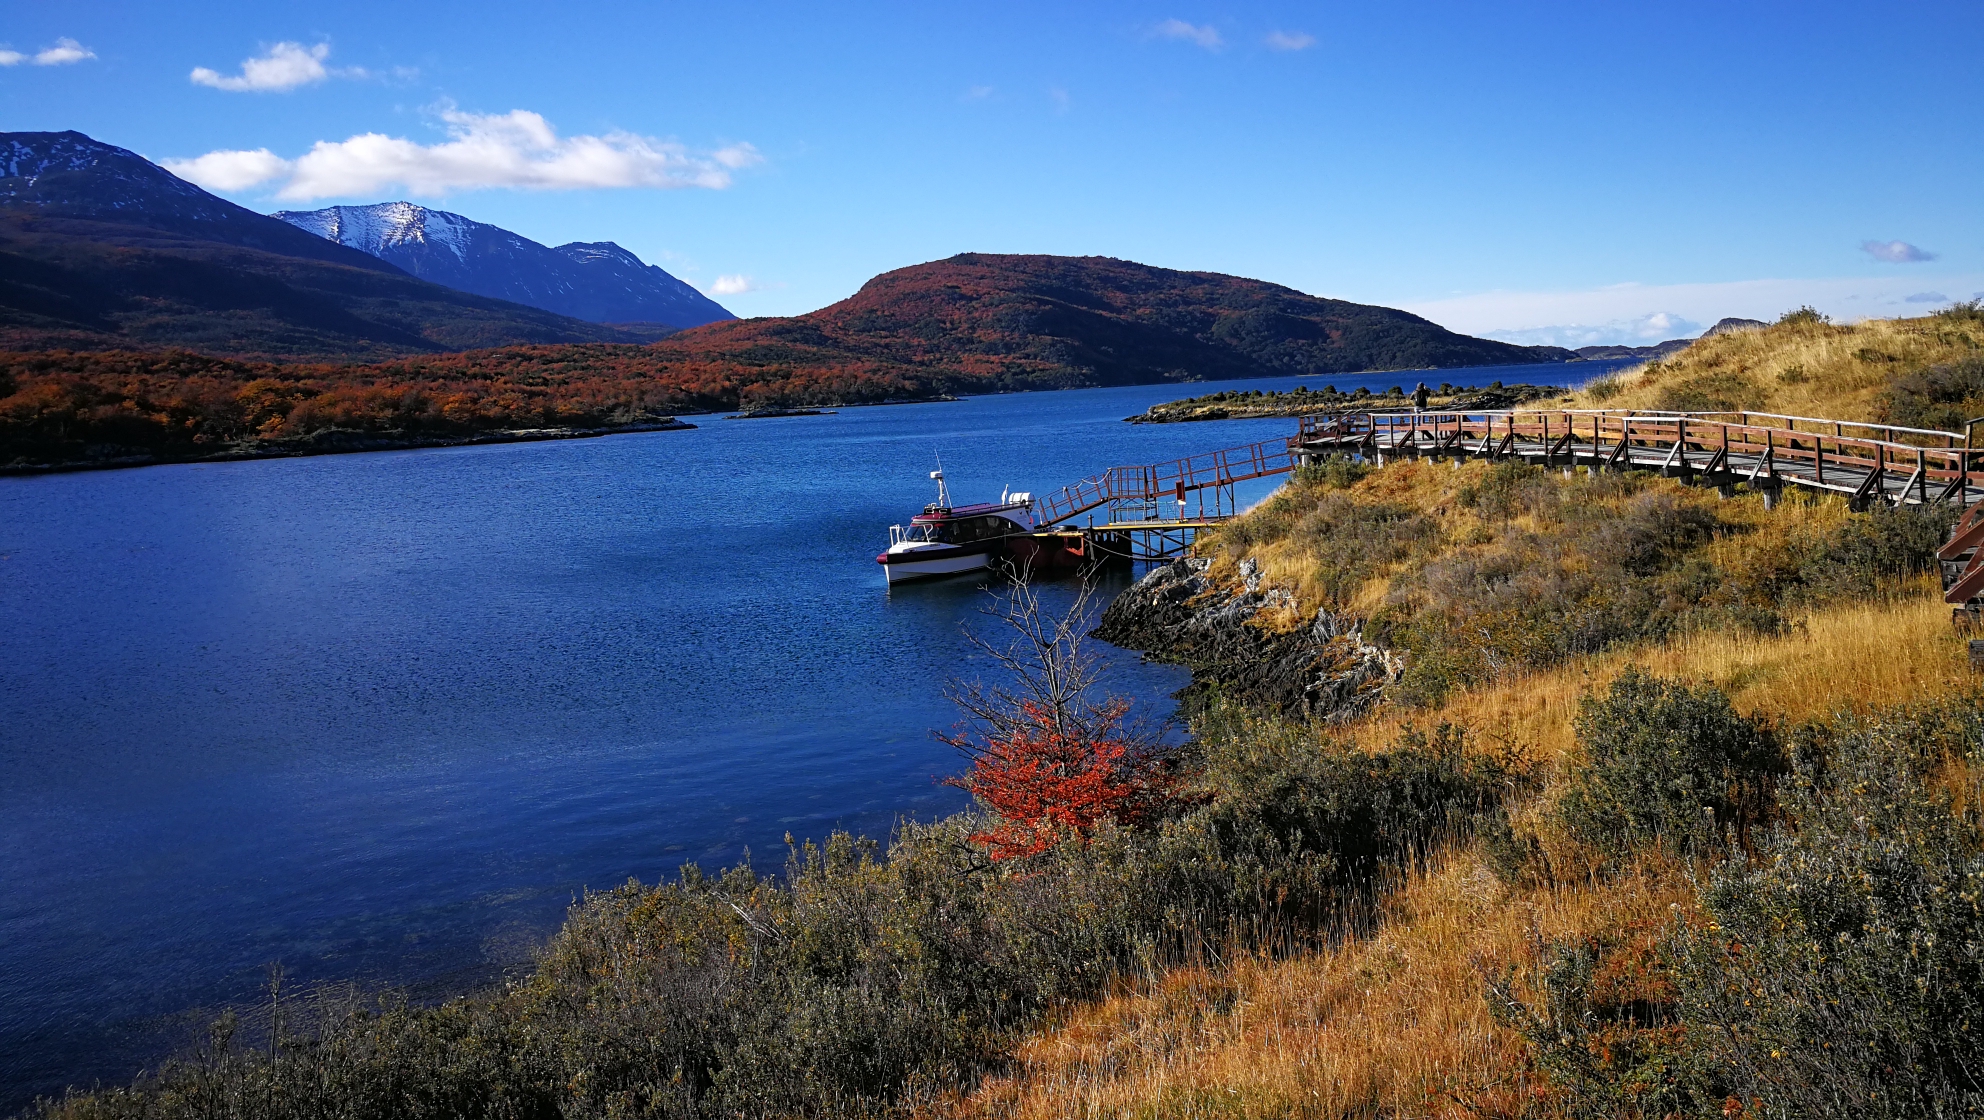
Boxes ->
[1572,318,1768,361]
[0,131,664,358]
[272,202,732,333]
[0,128,1599,473]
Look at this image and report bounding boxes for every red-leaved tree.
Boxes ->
[940,574,1182,860]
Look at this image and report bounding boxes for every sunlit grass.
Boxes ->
[1566,311,1984,425]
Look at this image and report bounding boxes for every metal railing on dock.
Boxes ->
[1030,438,1299,527]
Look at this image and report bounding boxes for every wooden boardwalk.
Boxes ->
[1029,406,1984,607]
[1294,408,1984,511]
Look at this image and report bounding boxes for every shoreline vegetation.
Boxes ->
[1126,379,1569,423]
[0,418,699,476]
[24,308,1984,1120]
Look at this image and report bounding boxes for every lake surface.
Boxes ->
[0,362,1618,1106]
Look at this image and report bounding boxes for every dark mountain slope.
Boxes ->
[641,253,1570,394]
[0,131,634,359]
[272,202,733,330]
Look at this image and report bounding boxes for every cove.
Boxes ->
[0,362,1594,1107]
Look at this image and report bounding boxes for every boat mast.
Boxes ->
[931,453,952,508]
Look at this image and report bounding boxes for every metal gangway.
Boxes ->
[1025,437,1299,561]
[1030,438,1298,526]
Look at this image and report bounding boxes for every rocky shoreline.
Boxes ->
[0,419,697,476]
[1095,557,1400,720]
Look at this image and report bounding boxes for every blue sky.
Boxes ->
[4,1,1979,343]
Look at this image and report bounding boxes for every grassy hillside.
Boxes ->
[24,318,1984,1119]
[1570,303,1984,429]
[951,471,1970,1117]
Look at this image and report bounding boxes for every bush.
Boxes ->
[1372,475,1781,708]
[1170,712,1516,936]
[1796,501,1954,600]
[1674,704,1984,1118]
[1292,454,1370,490]
[1779,305,1830,326]
[1936,299,1984,325]
[1495,702,1984,1120]
[1585,375,1623,402]
[1554,669,1780,858]
[1488,929,1718,1119]
[1883,353,1984,433]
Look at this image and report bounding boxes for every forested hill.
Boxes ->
[2,252,1576,470]
[653,253,1569,394]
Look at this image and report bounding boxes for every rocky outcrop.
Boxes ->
[1095,558,1400,720]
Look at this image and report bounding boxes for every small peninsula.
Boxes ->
[1126,380,1569,423]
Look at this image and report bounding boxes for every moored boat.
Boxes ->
[877,469,1036,583]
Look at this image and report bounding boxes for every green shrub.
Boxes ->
[1653,370,1764,413]
[1674,704,1984,1118]
[1883,353,1984,433]
[1292,454,1371,490]
[1935,298,1984,325]
[1170,714,1515,936]
[1585,375,1623,402]
[1554,669,1780,858]
[1454,459,1551,521]
[1779,305,1830,326]
[1488,934,1720,1119]
[1796,501,1955,600]
[1374,477,1781,708]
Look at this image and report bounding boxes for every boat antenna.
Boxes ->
[931,452,951,508]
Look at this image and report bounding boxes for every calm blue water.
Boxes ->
[0,361,1617,1106]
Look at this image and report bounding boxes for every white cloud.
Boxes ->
[1404,274,1984,344]
[708,274,758,296]
[962,84,995,101]
[161,148,291,191]
[0,37,96,66]
[192,41,334,92]
[1906,291,1950,304]
[1264,30,1315,51]
[1861,239,1937,263]
[1486,312,1701,349]
[1154,19,1223,49]
[163,107,762,201]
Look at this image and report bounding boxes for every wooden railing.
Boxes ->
[1295,408,1979,507]
[1298,408,1969,448]
[1031,437,1297,526]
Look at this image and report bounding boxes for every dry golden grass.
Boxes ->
[1352,586,1967,764]
[942,850,1690,1120]
[1567,312,1983,425]
[1213,456,1854,627]
[942,590,1967,1120]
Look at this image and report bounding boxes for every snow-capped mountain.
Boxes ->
[0,129,638,357]
[273,202,734,329]
[0,130,397,267]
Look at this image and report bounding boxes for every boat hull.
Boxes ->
[879,545,997,583]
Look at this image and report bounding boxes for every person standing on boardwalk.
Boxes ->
[1412,382,1431,412]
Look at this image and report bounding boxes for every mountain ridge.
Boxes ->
[272,201,734,331]
[638,252,1573,396]
[0,130,641,358]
